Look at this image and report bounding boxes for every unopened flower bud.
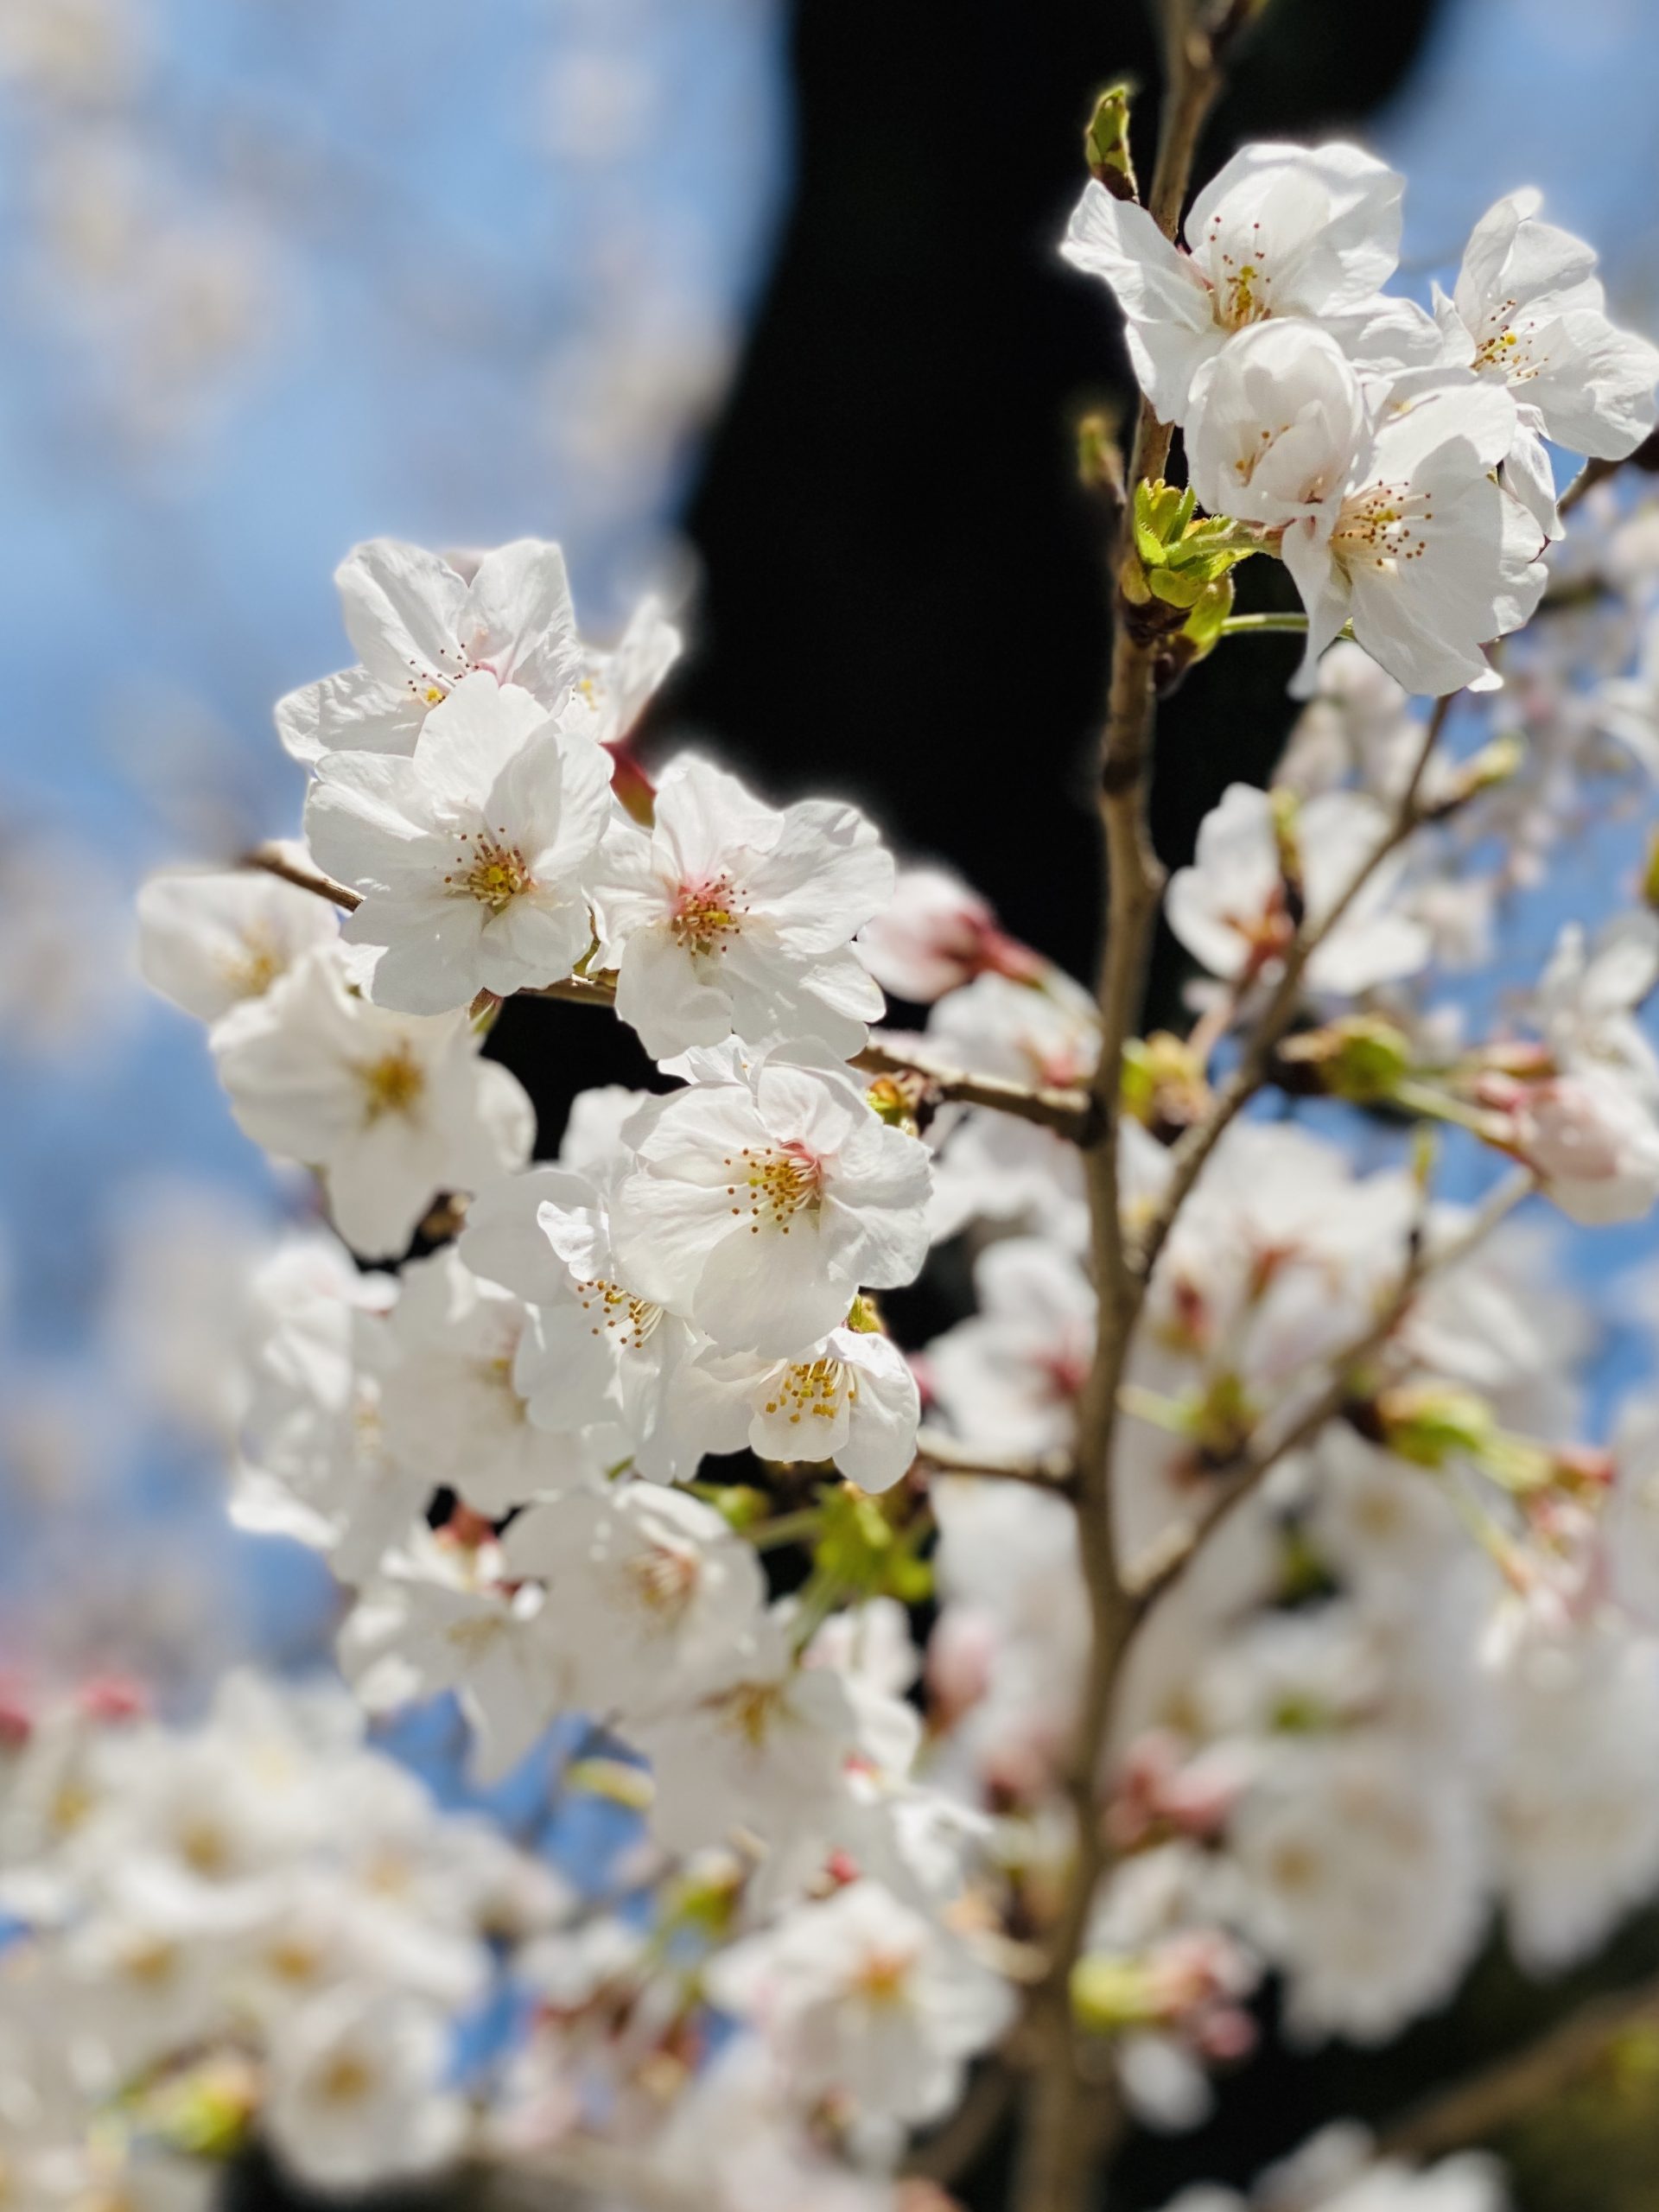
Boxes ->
[1084,81,1139,201]
[1373,1382,1497,1469]
[1277,1014,1412,1104]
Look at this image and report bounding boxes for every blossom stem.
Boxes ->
[746,1508,824,1552]
[1124,1166,1536,1611]
[853,1038,1093,1139]
[1216,612,1359,640]
[240,845,1096,1136]
[1133,690,1459,1287]
[244,840,362,912]
[1010,8,1226,2209]
[913,1428,1077,1492]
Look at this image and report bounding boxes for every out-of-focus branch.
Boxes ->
[1123,1166,1535,1611]
[1374,1968,1659,2163]
[1134,691,1458,1285]
[914,1428,1077,1495]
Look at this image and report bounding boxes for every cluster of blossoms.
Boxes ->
[33,89,1659,2212]
[1065,143,1659,696]
[0,1671,566,2202]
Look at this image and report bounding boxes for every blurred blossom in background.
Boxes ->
[0,0,788,1694]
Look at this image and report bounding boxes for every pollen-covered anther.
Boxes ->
[734,1141,825,1233]
[575,1278,664,1351]
[765,1354,853,1426]
[447,830,533,914]
[356,1043,425,1122]
[669,871,748,954]
[1332,478,1436,573]
[626,1542,699,1620]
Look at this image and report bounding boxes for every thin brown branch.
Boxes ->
[1375,1968,1659,2164]
[1127,1166,1536,1612]
[853,1039,1092,1140]
[245,840,362,912]
[238,849,1092,1137]
[1010,7,1225,2206]
[1134,691,1458,1285]
[904,2061,1019,2186]
[914,1428,1077,1495]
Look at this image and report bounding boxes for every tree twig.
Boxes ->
[853,1039,1092,1139]
[914,1428,1077,1495]
[1010,9,1224,2206]
[245,840,362,911]
[1124,1166,1535,1611]
[1374,1968,1659,2163]
[1134,690,1458,1286]
[239,848,1093,1135]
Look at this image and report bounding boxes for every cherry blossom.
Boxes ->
[232,1232,426,1584]
[501,1482,766,1719]
[379,1245,608,1513]
[609,1046,932,1356]
[705,1877,1014,2126]
[1063,142,1433,427]
[1435,191,1659,535]
[682,1324,922,1491]
[590,755,891,1058]
[1166,783,1432,995]
[276,536,583,763]
[211,944,533,1258]
[1273,372,1547,698]
[458,1161,702,1481]
[137,867,338,1026]
[304,672,614,1014]
[855,864,1044,1002]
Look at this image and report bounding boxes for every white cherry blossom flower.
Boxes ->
[1062,142,1435,426]
[1282,372,1548,694]
[1435,191,1659,536]
[262,1987,467,2192]
[1228,1738,1488,2044]
[342,1529,572,1783]
[683,1325,922,1491]
[855,864,1042,1003]
[1279,373,1546,699]
[137,867,337,1026]
[380,1246,608,1515]
[211,944,533,1259]
[1489,1620,1659,1972]
[1166,783,1432,994]
[1276,641,1423,800]
[502,1482,765,1720]
[304,673,614,1014]
[276,536,584,764]
[1511,1068,1659,1225]
[926,1236,1096,1458]
[1187,321,1373,530]
[1533,912,1659,1097]
[590,755,890,1059]
[924,971,1100,1245]
[459,1164,702,1482]
[558,592,683,750]
[704,1878,1013,2126]
[626,1613,904,1855]
[233,1232,427,1584]
[609,1047,931,1356]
